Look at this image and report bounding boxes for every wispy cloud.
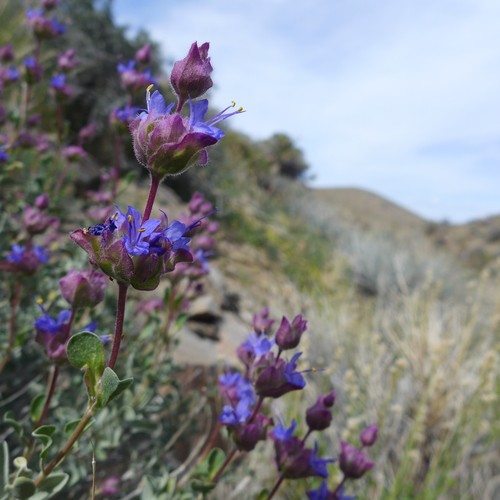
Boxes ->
[114,0,500,222]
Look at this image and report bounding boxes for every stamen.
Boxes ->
[138,228,146,233]
[231,100,236,107]
[36,298,44,305]
[83,228,88,234]
[147,83,154,93]
[127,215,133,223]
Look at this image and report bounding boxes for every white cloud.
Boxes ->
[114,0,500,222]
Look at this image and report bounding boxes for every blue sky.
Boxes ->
[113,0,500,223]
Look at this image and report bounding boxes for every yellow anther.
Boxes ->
[138,228,146,233]
[237,107,244,112]
[112,213,118,220]
[83,228,88,234]
[231,100,236,107]
[36,298,44,304]
[147,84,154,93]
[127,215,133,223]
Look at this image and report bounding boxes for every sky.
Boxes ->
[112,0,500,223]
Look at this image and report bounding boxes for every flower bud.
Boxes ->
[305,391,336,431]
[170,42,213,108]
[232,414,273,451]
[0,44,14,62]
[23,206,56,235]
[360,424,378,447]
[34,193,50,210]
[339,441,375,479]
[135,44,151,65]
[59,269,108,309]
[252,307,275,335]
[275,314,307,350]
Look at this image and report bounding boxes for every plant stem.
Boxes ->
[210,396,265,484]
[142,174,160,223]
[108,284,128,370]
[0,282,22,373]
[112,133,122,199]
[333,475,347,496]
[210,447,238,484]
[35,365,59,429]
[267,474,285,500]
[34,403,95,487]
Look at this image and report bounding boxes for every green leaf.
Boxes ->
[2,411,24,441]
[206,448,225,480]
[32,425,56,461]
[35,472,69,497]
[0,441,9,494]
[11,477,36,499]
[256,489,270,500]
[30,394,46,423]
[67,331,105,399]
[95,368,133,409]
[108,376,133,403]
[97,367,119,409]
[190,479,216,495]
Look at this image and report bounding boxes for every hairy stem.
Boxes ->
[34,403,95,487]
[142,174,160,223]
[108,284,128,370]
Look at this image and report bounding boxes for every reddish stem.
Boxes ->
[142,175,160,223]
[267,474,285,500]
[34,365,59,429]
[108,284,128,370]
[210,447,238,484]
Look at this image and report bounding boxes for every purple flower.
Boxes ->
[70,206,193,290]
[310,442,334,478]
[130,87,243,179]
[243,332,275,357]
[5,244,48,274]
[170,42,213,108]
[63,145,86,161]
[272,418,297,441]
[0,44,14,62]
[254,352,306,398]
[117,60,155,93]
[339,442,375,479]
[26,9,65,39]
[219,370,255,406]
[110,105,140,132]
[59,268,108,309]
[51,74,72,97]
[220,398,252,426]
[58,48,78,71]
[0,145,8,163]
[35,308,71,362]
[0,66,20,84]
[252,307,275,335]
[23,205,57,235]
[24,56,43,84]
[307,482,355,500]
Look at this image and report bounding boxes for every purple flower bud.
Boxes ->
[63,145,86,161]
[117,60,155,93]
[0,44,14,62]
[27,114,41,128]
[170,42,213,108]
[34,194,50,210]
[339,442,375,479]
[78,123,96,144]
[57,48,78,72]
[59,269,108,309]
[360,424,378,447]
[101,476,120,496]
[306,391,336,431]
[26,9,65,39]
[135,44,152,65]
[252,307,275,335]
[275,314,307,350]
[231,414,273,451]
[51,74,73,98]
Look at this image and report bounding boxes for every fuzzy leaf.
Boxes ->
[67,331,105,398]
[30,394,46,423]
[108,377,134,403]
[11,477,36,499]
[32,425,56,461]
[34,472,69,497]
[97,367,119,408]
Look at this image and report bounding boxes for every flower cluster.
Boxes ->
[218,307,377,497]
[70,205,193,290]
